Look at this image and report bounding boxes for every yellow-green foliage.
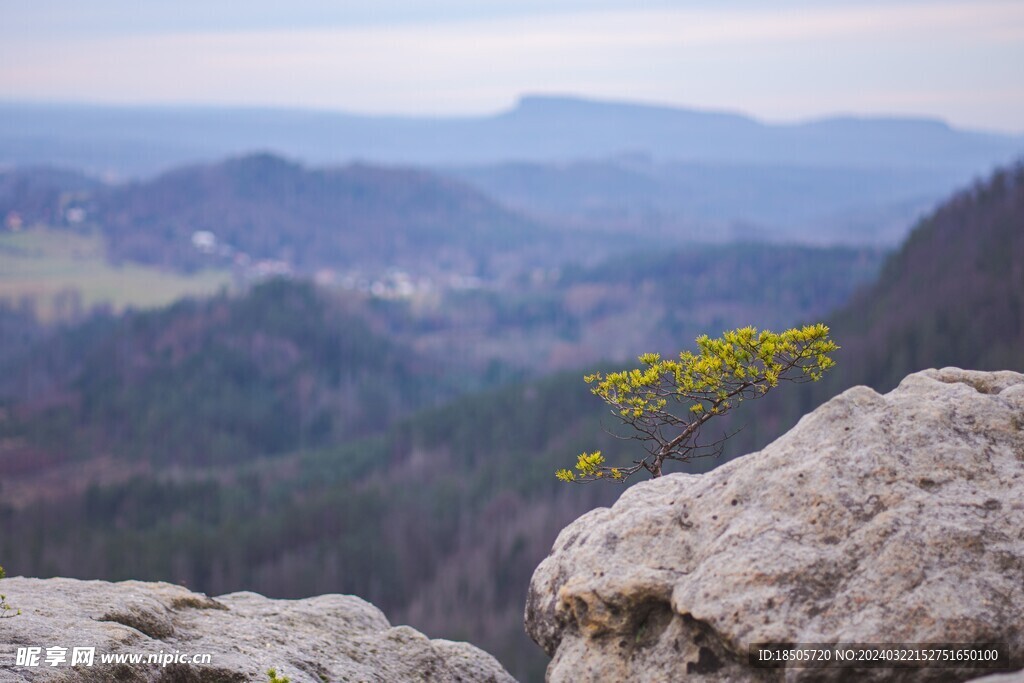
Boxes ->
[561,324,837,482]
[267,668,291,683]
[0,565,20,618]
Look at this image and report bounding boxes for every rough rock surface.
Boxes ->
[970,672,1024,683]
[526,368,1024,682]
[0,577,516,682]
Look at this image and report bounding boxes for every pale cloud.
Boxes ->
[1,0,1022,131]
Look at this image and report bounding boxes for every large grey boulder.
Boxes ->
[526,368,1024,682]
[0,577,516,682]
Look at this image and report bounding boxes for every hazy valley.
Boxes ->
[0,95,1022,680]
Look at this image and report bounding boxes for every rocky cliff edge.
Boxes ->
[0,577,515,682]
[526,368,1024,682]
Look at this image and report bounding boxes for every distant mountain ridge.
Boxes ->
[445,156,963,244]
[1,95,1020,176]
[491,95,1021,169]
[5,95,1019,247]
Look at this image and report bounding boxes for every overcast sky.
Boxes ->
[2,0,1022,133]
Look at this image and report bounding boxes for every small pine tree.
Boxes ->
[558,324,837,482]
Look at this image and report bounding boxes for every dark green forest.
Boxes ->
[1,279,465,468]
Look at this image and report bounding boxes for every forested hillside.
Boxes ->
[360,242,882,372]
[0,279,465,473]
[828,162,1024,389]
[0,154,557,275]
[447,157,960,244]
[706,161,1024,460]
[1,165,1018,679]
[0,166,102,228]
[93,153,549,272]
[0,241,881,680]
[0,370,622,680]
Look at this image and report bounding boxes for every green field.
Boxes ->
[0,228,232,320]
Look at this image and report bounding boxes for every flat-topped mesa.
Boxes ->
[526,368,1024,682]
[0,578,516,682]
